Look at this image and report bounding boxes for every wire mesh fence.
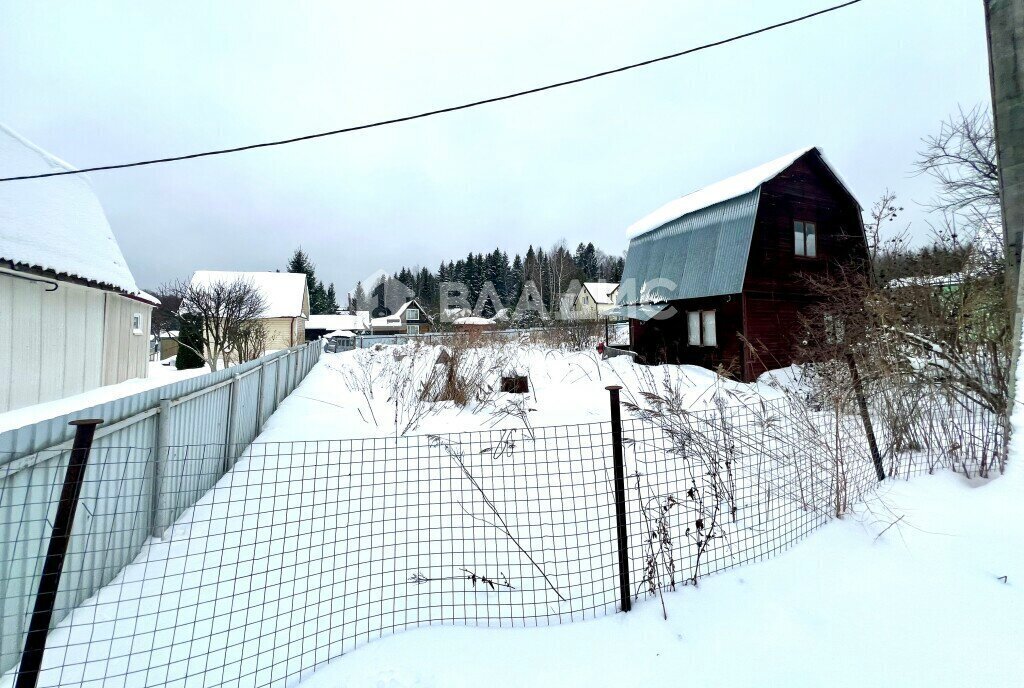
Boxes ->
[0,395,1003,688]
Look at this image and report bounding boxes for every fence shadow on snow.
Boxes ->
[0,395,1003,688]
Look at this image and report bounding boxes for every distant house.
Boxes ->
[370,299,433,334]
[305,312,371,341]
[0,125,159,413]
[188,271,309,352]
[151,331,179,361]
[570,282,620,319]
[611,147,867,381]
[453,316,497,333]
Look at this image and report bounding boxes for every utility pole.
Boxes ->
[984,1,1024,405]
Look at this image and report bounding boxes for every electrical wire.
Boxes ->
[0,0,866,182]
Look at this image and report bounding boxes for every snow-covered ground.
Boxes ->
[0,363,207,433]
[0,342,1013,688]
[299,471,1023,688]
[257,342,784,441]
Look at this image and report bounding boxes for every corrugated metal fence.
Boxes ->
[0,341,321,676]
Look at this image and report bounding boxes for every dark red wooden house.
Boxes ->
[608,147,867,381]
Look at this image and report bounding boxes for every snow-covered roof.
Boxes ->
[371,300,429,328]
[189,271,309,318]
[0,124,147,297]
[324,329,357,338]
[453,316,495,326]
[307,312,370,331]
[583,282,618,305]
[626,146,857,239]
[887,273,965,289]
[136,290,161,306]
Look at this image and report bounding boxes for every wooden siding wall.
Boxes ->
[0,273,105,412]
[262,317,305,351]
[745,156,866,294]
[100,292,151,386]
[740,154,867,380]
[630,296,745,375]
[742,293,809,380]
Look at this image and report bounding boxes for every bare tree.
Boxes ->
[166,277,268,371]
[231,320,269,364]
[916,105,1001,234]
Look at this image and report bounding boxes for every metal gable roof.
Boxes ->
[617,146,862,306]
[617,188,760,304]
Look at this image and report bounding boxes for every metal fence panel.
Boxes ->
[0,342,321,675]
[0,397,1001,688]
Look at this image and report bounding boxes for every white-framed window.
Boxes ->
[131,312,143,335]
[794,220,817,257]
[687,310,717,346]
[687,311,701,346]
[701,310,717,347]
[407,308,420,321]
[407,324,420,335]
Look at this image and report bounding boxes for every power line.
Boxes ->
[1,0,866,183]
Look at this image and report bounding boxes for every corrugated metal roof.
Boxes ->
[617,189,760,304]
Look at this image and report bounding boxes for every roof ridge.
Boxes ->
[626,146,818,239]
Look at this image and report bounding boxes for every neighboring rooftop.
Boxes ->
[306,312,370,331]
[582,282,619,305]
[0,124,147,297]
[370,300,429,329]
[188,271,309,318]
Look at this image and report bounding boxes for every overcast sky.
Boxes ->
[0,0,992,293]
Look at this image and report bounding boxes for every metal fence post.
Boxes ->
[152,399,172,538]
[223,373,240,472]
[254,363,266,435]
[606,385,632,613]
[16,419,102,688]
[846,353,885,481]
[273,354,283,408]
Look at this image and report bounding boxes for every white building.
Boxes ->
[305,312,371,339]
[370,299,432,334]
[0,125,158,413]
[570,282,620,319]
[187,271,310,352]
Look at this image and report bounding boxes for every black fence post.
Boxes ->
[16,419,102,688]
[606,385,632,613]
[846,353,885,482]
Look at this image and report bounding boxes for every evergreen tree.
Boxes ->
[287,247,318,295]
[175,315,205,370]
[510,254,524,304]
[310,280,330,314]
[288,247,332,315]
[353,281,367,311]
[325,283,339,313]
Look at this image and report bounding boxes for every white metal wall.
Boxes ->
[0,272,105,413]
[0,341,321,675]
[100,291,151,386]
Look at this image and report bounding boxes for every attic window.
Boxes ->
[407,308,419,321]
[794,220,817,257]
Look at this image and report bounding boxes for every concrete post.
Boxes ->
[984,0,1024,410]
